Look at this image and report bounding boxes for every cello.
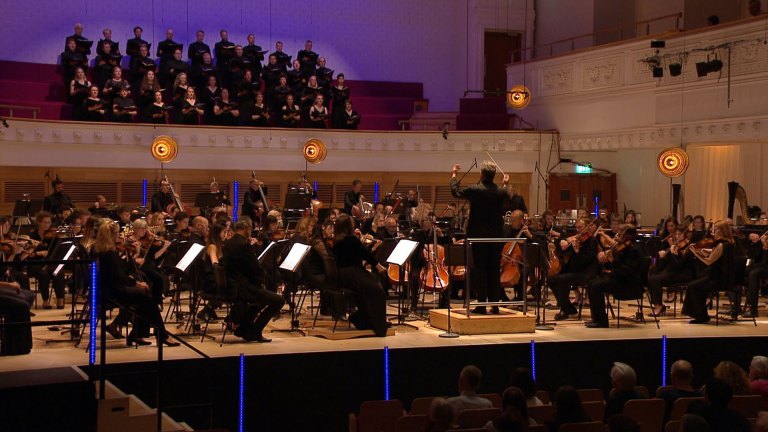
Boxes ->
[421,242,450,292]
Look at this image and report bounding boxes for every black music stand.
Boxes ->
[12,199,42,227]
[172,242,207,335]
[284,192,312,210]
[43,239,81,342]
[272,242,312,336]
[440,243,464,338]
[258,238,291,317]
[530,242,556,331]
[194,192,224,217]
[386,239,420,330]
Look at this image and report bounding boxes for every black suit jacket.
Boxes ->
[222,234,263,290]
[450,178,511,238]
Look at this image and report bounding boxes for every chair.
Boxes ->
[724,256,757,326]
[558,421,607,432]
[728,394,764,418]
[663,420,680,432]
[527,404,555,424]
[350,399,405,432]
[655,386,673,397]
[198,264,236,346]
[395,414,426,432]
[528,425,549,432]
[454,407,501,429]
[668,397,703,421]
[607,256,656,329]
[409,396,436,415]
[581,401,605,422]
[536,390,551,405]
[478,393,502,408]
[623,398,664,432]
[577,389,605,403]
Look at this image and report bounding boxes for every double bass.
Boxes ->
[163,175,187,214]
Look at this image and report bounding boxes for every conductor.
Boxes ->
[450,161,512,314]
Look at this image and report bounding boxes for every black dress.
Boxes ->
[148,103,168,124]
[281,104,301,128]
[112,96,137,123]
[683,239,735,320]
[330,85,350,126]
[83,98,105,122]
[338,109,360,130]
[332,235,388,336]
[181,99,201,125]
[69,80,91,120]
[308,105,328,129]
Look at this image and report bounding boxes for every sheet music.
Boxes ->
[53,244,78,276]
[386,239,419,266]
[257,241,275,262]
[175,243,205,272]
[279,243,311,272]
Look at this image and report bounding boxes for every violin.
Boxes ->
[270,228,287,241]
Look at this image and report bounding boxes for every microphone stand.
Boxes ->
[454,159,477,231]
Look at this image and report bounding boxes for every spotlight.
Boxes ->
[708,59,723,73]
[652,67,664,78]
[650,40,666,48]
[669,63,682,76]
[695,62,709,77]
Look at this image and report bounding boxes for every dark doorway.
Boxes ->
[484,31,521,92]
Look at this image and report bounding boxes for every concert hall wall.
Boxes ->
[0,0,531,112]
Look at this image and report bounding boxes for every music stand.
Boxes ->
[12,199,42,227]
[42,240,81,342]
[386,239,420,330]
[528,242,555,331]
[258,239,291,318]
[272,242,312,335]
[284,192,311,211]
[173,242,206,335]
[440,243,464,338]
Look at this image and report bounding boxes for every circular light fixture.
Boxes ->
[507,84,531,110]
[657,147,689,178]
[151,135,178,164]
[302,138,327,164]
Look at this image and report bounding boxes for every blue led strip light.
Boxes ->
[662,335,667,387]
[239,353,245,432]
[374,182,380,203]
[142,178,148,207]
[384,346,390,401]
[232,181,239,222]
[89,263,97,366]
[530,340,537,382]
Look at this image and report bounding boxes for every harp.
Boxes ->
[727,181,749,225]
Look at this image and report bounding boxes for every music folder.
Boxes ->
[386,239,418,266]
[279,243,311,273]
[52,242,79,277]
[175,242,205,272]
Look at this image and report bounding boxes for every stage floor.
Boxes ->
[1,291,766,374]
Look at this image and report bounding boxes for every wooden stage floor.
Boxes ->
[2,291,767,374]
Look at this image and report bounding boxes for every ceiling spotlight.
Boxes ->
[708,58,723,73]
[650,40,666,48]
[669,63,682,76]
[652,66,664,78]
[695,62,709,77]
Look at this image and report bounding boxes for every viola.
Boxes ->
[547,242,561,276]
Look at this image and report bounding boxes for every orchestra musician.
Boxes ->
[222,219,285,342]
[450,161,512,314]
[585,225,645,328]
[343,179,363,216]
[128,219,170,304]
[332,214,389,336]
[504,210,536,301]
[551,218,601,320]
[26,212,67,309]
[44,177,74,219]
[647,223,696,317]
[242,178,269,221]
[691,215,707,242]
[150,180,175,214]
[743,231,768,318]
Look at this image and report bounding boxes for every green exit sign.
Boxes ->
[576,163,592,174]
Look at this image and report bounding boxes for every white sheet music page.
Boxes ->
[175,243,205,272]
[279,243,311,272]
[386,239,418,266]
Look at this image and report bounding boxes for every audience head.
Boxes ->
[610,362,637,392]
[750,355,768,380]
[608,414,641,432]
[670,359,695,388]
[679,413,710,432]
[553,386,585,419]
[428,398,454,431]
[703,378,733,409]
[509,367,538,401]
[458,365,483,393]
[501,386,528,419]
[713,360,750,395]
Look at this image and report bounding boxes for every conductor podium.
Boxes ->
[429,308,536,335]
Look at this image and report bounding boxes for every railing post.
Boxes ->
[157,326,164,432]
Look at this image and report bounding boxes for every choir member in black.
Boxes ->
[126,26,150,62]
[181,86,204,125]
[137,70,161,121]
[129,44,155,87]
[272,75,291,112]
[160,48,189,91]
[229,45,253,91]
[199,75,221,124]
[683,220,736,323]
[331,73,350,127]
[450,161,513,314]
[280,94,301,127]
[338,100,360,130]
[243,34,265,78]
[95,220,179,347]
[297,40,319,76]
[148,90,169,124]
[213,88,239,126]
[214,30,235,87]
[112,87,138,123]
[188,30,211,66]
[103,67,129,116]
[647,225,695,317]
[270,41,292,68]
[241,91,270,127]
[83,86,105,122]
[551,218,600,320]
[172,72,190,122]
[222,219,284,342]
[61,38,88,92]
[333,214,389,336]
[26,212,66,309]
[68,67,91,120]
[242,178,269,220]
[66,23,88,52]
[585,225,645,328]
[151,180,175,214]
[236,69,257,105]
[343,179,363,215]
[301,75,322,111]
[262,54,285,107]
[156,28,180,67]
[308,95,329,128]
[95,42,122,89]
[743,232,768,318]
[288,59,308,100]
[97,28,120,57]
[316,57,334,104]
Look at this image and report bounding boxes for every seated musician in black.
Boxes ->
[343,179,363,215]
[503,210,535,302]
[409,216,450,311]
[683,220,735,324]
[551,218,600,320]
[647,224,696,317]
[242,178,269,221]
[222,219,284,342]
[150,180,175,214]
[333,214,389,336]
[585,225,645,328]
[743,232,768,318]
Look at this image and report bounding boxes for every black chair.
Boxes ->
[197,264,237,345]
[606,256,655,328]
[715,255,756,326]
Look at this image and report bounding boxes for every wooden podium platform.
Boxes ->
[429,308,536,335]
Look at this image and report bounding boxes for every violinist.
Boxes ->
[128,219,170,304]
[743,231,768,318]
[585,225,644,328]
[189,216,210,245]
[647,224,696,317]
[197,222,230,322]
[243,178,269,220]
[551,218,601,321]
[624,210,639,228]
[451,161,513,314]
[658,217,679,249]
[151,180,175,215]
[44,177,75,219]
[690,215,707,242]
[683,220,736,323]
[27,212,67,309]
[166,211,190,241]
[0,217,33,301]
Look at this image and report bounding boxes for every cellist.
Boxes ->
[408,215,449,312]
[500,210,535,302]
[550,218,601,320]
